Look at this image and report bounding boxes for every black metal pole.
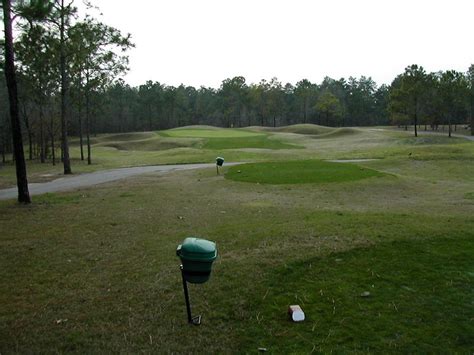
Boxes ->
[180,265,192,323]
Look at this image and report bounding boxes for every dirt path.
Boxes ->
[0,163,240,201]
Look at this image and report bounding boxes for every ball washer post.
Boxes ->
[180,265,202,325]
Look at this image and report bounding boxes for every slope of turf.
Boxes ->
[0,129,473,353]
[203,135,301,150]
[312,127,361,138]
[95,137,199,151]
[274,124,334,135]
[160,127,301,149]
[97,132,155,142]
[243,234,474,353]
[226,160,385,184]
[162,128,263,138]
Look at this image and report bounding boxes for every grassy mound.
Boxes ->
[275,124,334,135]
[312,127,361,138]
[97,132,155,142]
[226,160,384,184]
[173,125,222,130]
[94,132,199,151]
[246,234,474,352]
[97,138,198,151]
[160,127,301,150]
[162,128,263,138]
[203,135,301,150]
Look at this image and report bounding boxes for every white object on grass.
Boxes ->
[288,305,305,322]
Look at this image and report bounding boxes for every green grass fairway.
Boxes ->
[273,123,334,135]
[246,231,474,352]
[1,125,473,352]
[162,128,263,138]
[226,160,385,184]
[203,135,300,150]
[162,127,301,150]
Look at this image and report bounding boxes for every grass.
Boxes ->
[246,234,474,352]
[203,135,301,150]
[162,128,263,138]
[162,127,301,150]
[2,125,472,189]
[0,124,473,352]
[390,124,473,136]
[226,160,385,184]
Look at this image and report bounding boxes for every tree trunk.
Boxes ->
[78,97,84,161]
[414,112,418,137]
[2,0,31,203]
[85,79,91,165]
[448,116,452,138]
[303,100,307,124]
[60,0,72,174]
[148,104,152,131]
[471,104,474,136]
[51,133,56,166]
[78,75,84,161]
[39,103,46,163]
[20,103,33,160]
[1,144,5,164]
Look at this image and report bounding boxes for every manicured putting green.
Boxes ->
[226,160,385,184]
[162,128,263,138]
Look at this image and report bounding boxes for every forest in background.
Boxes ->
[1,0,474,168]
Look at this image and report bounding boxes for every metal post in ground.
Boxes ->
[180,265,201,325]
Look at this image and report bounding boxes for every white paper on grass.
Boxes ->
[292,310,305,322]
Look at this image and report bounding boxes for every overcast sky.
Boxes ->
[84,0,473,88]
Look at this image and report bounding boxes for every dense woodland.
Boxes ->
[1,1,474,188]
[3,65,473,163]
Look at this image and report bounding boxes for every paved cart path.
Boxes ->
[0,163,241,201]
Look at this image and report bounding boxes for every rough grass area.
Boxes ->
[203,135,301,150]
[226,160,385,184]
[95,137,200,151]
[246,234,474,352]
[96,132,156,142]
[311,127,361,139]
[1,123,473,352]
[161,127,301,149]
[272,124,334,135]
[162,128,263,138]
[0,158,472,352]
[2,125,473,189]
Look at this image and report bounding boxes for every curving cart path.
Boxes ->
[0,163,240,201]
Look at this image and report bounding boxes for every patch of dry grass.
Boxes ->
[0,153,473,352]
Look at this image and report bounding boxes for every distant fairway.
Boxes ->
[161,127,301,150]
[162,128,263,138]
[1,124,474,353]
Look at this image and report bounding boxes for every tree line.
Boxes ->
[73,66,474,136]
[1,1,474,204]
[4,65,472,158]
[1,0,132,202]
